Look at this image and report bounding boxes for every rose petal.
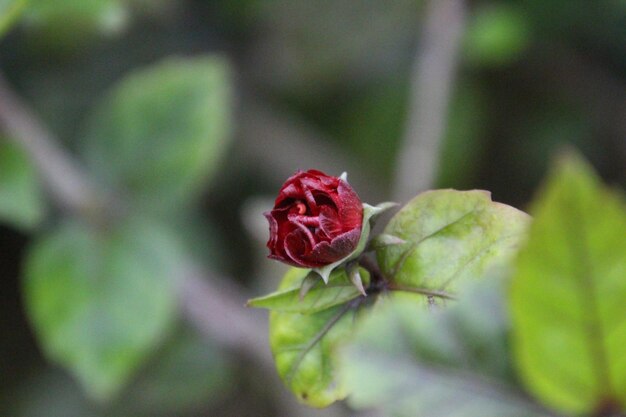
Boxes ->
[284,230,318,267]
[282,170,305,186]
[269,207,292,248]
[264,211,279,247]
[275,183,302,206]
[299,177,327,193]
[291,220,317,248]
[319,206,342,237]
[312,192,336,210]
[317,174,337,187]
[305,169,327,177]
[303,228,361,264]
[337,180,363,228]
[301,187,319,214]
[268,253,288,263]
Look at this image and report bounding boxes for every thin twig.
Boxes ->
[358,255,386,287]
[393,0,467,202]
[177,264,272,368]
[0,74,101,214]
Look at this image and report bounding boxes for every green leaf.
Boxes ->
[248,267,369,314]
[298,271,320,300]
[24,217,182,400]
[377,189,530,299]
[0,0,27,38]
[365,233,406,251]
[269,267,363,407]
[0,140,46,230]
[510,154,626,415]
[81,56,232,213]
[340,275,551,417]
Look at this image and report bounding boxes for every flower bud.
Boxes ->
[264,170,363,268]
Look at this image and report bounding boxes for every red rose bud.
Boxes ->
[264,170,364,268]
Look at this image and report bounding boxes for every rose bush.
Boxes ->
[264,170,363,268]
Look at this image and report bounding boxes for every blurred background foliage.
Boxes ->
[0,0,624,416]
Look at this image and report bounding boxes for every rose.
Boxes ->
[264,170,363,268]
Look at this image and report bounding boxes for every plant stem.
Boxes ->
[0,73,103,215]
[357,255,387,287]
[393,0,467,202]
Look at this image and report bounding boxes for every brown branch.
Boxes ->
[0,74,102,214]
[393,0,467,202]
[177,264,272,368]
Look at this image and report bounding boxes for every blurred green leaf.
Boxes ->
[24,217,183,400]
[0,140,46,230]
[377,190,530,300]
[340,276,550,417]
[0,0,27,38]
[117,328,233,416]
[24,0,128,42]
[248,268,369,314]
[82,56,232,213]
[164,212,228,272]
[269,267,361,407]
[464,4,531,67]
[511,154,626,415]
[5,329,233,417]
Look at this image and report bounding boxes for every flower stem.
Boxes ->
[357,256,387,288]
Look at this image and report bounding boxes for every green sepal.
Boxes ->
[247,267,369,314]
[346,261,366,296]
[299,270,321,300]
